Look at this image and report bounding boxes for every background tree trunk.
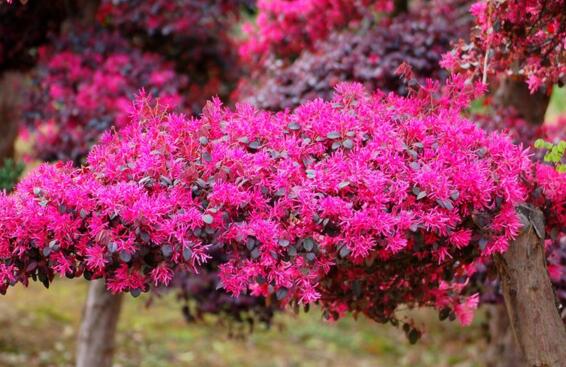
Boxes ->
[0,72,22,164]
[392,0,408,16]
[493,78,550,125]
[76,279,123,367]
[484,305,526,367]
[494,205,566,367]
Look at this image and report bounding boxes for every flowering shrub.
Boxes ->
[442,0,566,92]
[462,105,566,316]
[5,1,275,326]
[238,5,465,110]
[0,83,546,328]
[23,27,186,164]
[239,0,391,64]
[96,0,251,112]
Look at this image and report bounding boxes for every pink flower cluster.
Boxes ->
[239,0,391,64]
[442,0,566,92]
[0,82,539,325]
[23,26,186,164]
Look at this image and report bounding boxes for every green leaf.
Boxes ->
[534,138,545,149]
[339,245,350,258]
[276,288,288,300]
[288,122,301,131]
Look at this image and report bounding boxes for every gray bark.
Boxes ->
[494,205,566,367]
[484,305,526,367]
[76,279,123,367]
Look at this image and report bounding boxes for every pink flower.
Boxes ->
[449,229,472,249]
[454,293,479,326]
[150,263,174,287]
[85,245,108,271]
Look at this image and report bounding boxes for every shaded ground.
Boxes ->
[0,280,485,367]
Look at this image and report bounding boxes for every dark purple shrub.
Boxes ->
[238,3,468,111]
[0,0,67,72]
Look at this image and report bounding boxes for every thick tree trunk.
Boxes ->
[484,305,526,367]
[76,279,123,367]
[392,0,408,16]
[487,77,554,366]
[493,205,566,367]
[493,78,550,125]
[77,0,100,24]
[0,72,22,163]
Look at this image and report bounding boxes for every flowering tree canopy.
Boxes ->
[442,0,566,92]
[1,82,557,328]
[6,0,275,327]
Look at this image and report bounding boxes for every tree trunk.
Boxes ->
[77,0,100,25]
[0,72,22,163]
[392,0,408,16]
[484,305,526,367]
[493,204,566,367]
[493,78,550,125]
[76,279,123,367]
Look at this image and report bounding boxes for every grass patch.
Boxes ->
[0,280,486,367]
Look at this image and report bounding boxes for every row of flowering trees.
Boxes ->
[0,0,565,366]
[1,0,278,365]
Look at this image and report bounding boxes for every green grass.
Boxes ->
[0,280,486,367]
[546,86,566,123]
